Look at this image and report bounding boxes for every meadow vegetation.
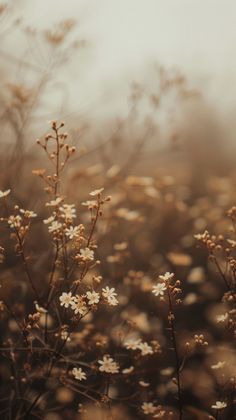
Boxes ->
[0,4,235,420]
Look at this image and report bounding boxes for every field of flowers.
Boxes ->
[0,4,235,420]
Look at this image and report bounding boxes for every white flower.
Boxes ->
[138,342,153,356]
[65,226,80,239]
[46,197,63,206]
[59,204,76,220]
[154,411,166,418]
[79,247,94,261]
[211,401,227,410]
[124,339,142,350]
[194,234,203,240]
[0,189,10,198]
[81,200,97,207]
[216,313,228,323]
[122,366,134,374]
[48,221,62,233]
[152,283,167,297]
[227,239,236,247]
[139,381,150,387]
[141,402,157,415]
[86,291,100,305]
[61,330,71,341]
[20,209,37,218]
[8,215,22,228]
[71,295,87,315]
[98,355,119,374]
[102,286,118,306]
[59,292,74,308]
[89,188,104,196]
[159,272,174,282]
[211,361,226,370]
[72,367,86,381]
[194,231,209,241]
[34,301,48,314]
[43,215,55,224]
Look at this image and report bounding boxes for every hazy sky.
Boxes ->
[10,0,236,120]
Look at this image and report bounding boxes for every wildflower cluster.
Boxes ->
[0,122,123,419]
[0,118,236,419]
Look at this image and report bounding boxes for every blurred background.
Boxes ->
[6,0,236,120]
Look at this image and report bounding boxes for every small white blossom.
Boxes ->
[124,339,142,350]
[98,355,119,374]
[216,313,228,323]
[138,342,154,356]
[139,380,150,387]
[102,286,118,306]
[72,367,86,381]
[79,247,94,261]
[20,209,37,218]
[89,188,104,196]
[59,204,76,220]
[43,215,55,224]
[211,361,226,370]
[61,330,71,341]
[141,402,157,415]
[194,231,209,241]
[48,221,62,233]
[59,292,73,308]
[8,215,22,228]
[46,197,63,207]
[152,283,167,297]
[227,239,236,247]
[0,189,10,198]
[122,366,134,374]
[65,226,80,239]
[34,301,48,314]
[81,200,97,207]
[211,401,227,410]
[154,411,166,418]
[86,291,100,305]
[71,295,87,315]
[159,272,174,282]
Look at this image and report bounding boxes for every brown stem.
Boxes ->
[15,228,40,302]
[166,285,183,420]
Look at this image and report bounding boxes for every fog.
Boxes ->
[6,0,236,122]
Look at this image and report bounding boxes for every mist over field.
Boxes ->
[3,0,236,121]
